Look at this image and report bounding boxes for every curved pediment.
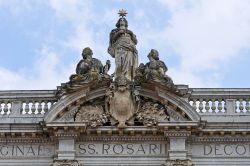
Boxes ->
[44,81,200,128]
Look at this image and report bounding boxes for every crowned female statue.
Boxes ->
[108,9,138,81]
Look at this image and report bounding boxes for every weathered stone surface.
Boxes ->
[108,11,138,81]
[1,9,250,166]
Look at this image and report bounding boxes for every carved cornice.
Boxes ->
[77,135,166,142]
[0,138,54,143]
[164,131,191,137]
[190,136,250,143]
[54,132,79,138]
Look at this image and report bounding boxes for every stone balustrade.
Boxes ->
[0,90,57,115]
[189,88,250,114]
[1,88,250,123]
[0,90,57,123]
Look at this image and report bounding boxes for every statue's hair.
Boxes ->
[82,47,93,59]
[148,49,159,60]
[116,18,128,28]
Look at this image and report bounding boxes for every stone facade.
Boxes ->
[1,10,250,166]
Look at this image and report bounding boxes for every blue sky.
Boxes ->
[1,0,250,90]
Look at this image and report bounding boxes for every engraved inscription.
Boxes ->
[190,143,250,157]
[76,143,167,156]
[0,144,54,158]
[203,144,249,156]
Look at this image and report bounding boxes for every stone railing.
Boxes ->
[189,88,250,114]
[1,88,250,123]
[0,90,57,121]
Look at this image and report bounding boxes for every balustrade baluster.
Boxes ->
[3,102,8,114]
[239,99,244,112]
[199,99,204,113]
[223,100,226,112]
[37,102,42,114]
[205,100,210,113]
[24,102,29,114]
[218,99,223,112]
[245,99,250,112]
[211,99,216,113]
[31,102,36,114]
[44,101,48,113]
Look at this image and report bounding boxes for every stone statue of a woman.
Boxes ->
[108,15,138,81]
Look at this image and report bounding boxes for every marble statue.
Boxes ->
[72,47,103,82]
[56,47,111,97]
[108,10,138,81]
[135,49,174,89]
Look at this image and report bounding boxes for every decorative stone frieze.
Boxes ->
[51,160,83,166]
[76,135,167,142]
[165,131,191,137]
[191,136,250,143]
[162,159,194,166]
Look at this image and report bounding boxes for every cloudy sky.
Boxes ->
[1,0,250,90]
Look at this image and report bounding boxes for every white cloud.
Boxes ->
[157,0,250,87]
[0,0,112,90]
[0,47,74,90]
[0,0,43,15]
[2,0,250,89]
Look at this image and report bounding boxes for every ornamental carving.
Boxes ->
[51,160,83,166]
[105,75,139,128]
[52,9,194,129]
[162,159,195,166]
[136,101,169,126]
[75,105,108,127]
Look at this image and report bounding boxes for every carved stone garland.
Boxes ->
[136,100,169,126]
[75,105,109,127]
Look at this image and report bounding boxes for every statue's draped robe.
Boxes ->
[108,29,138,81]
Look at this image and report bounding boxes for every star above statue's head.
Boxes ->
[118,9,127,18]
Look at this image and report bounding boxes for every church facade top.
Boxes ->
[1,10,250,166]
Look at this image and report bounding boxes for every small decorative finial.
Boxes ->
[118,9,127,18]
